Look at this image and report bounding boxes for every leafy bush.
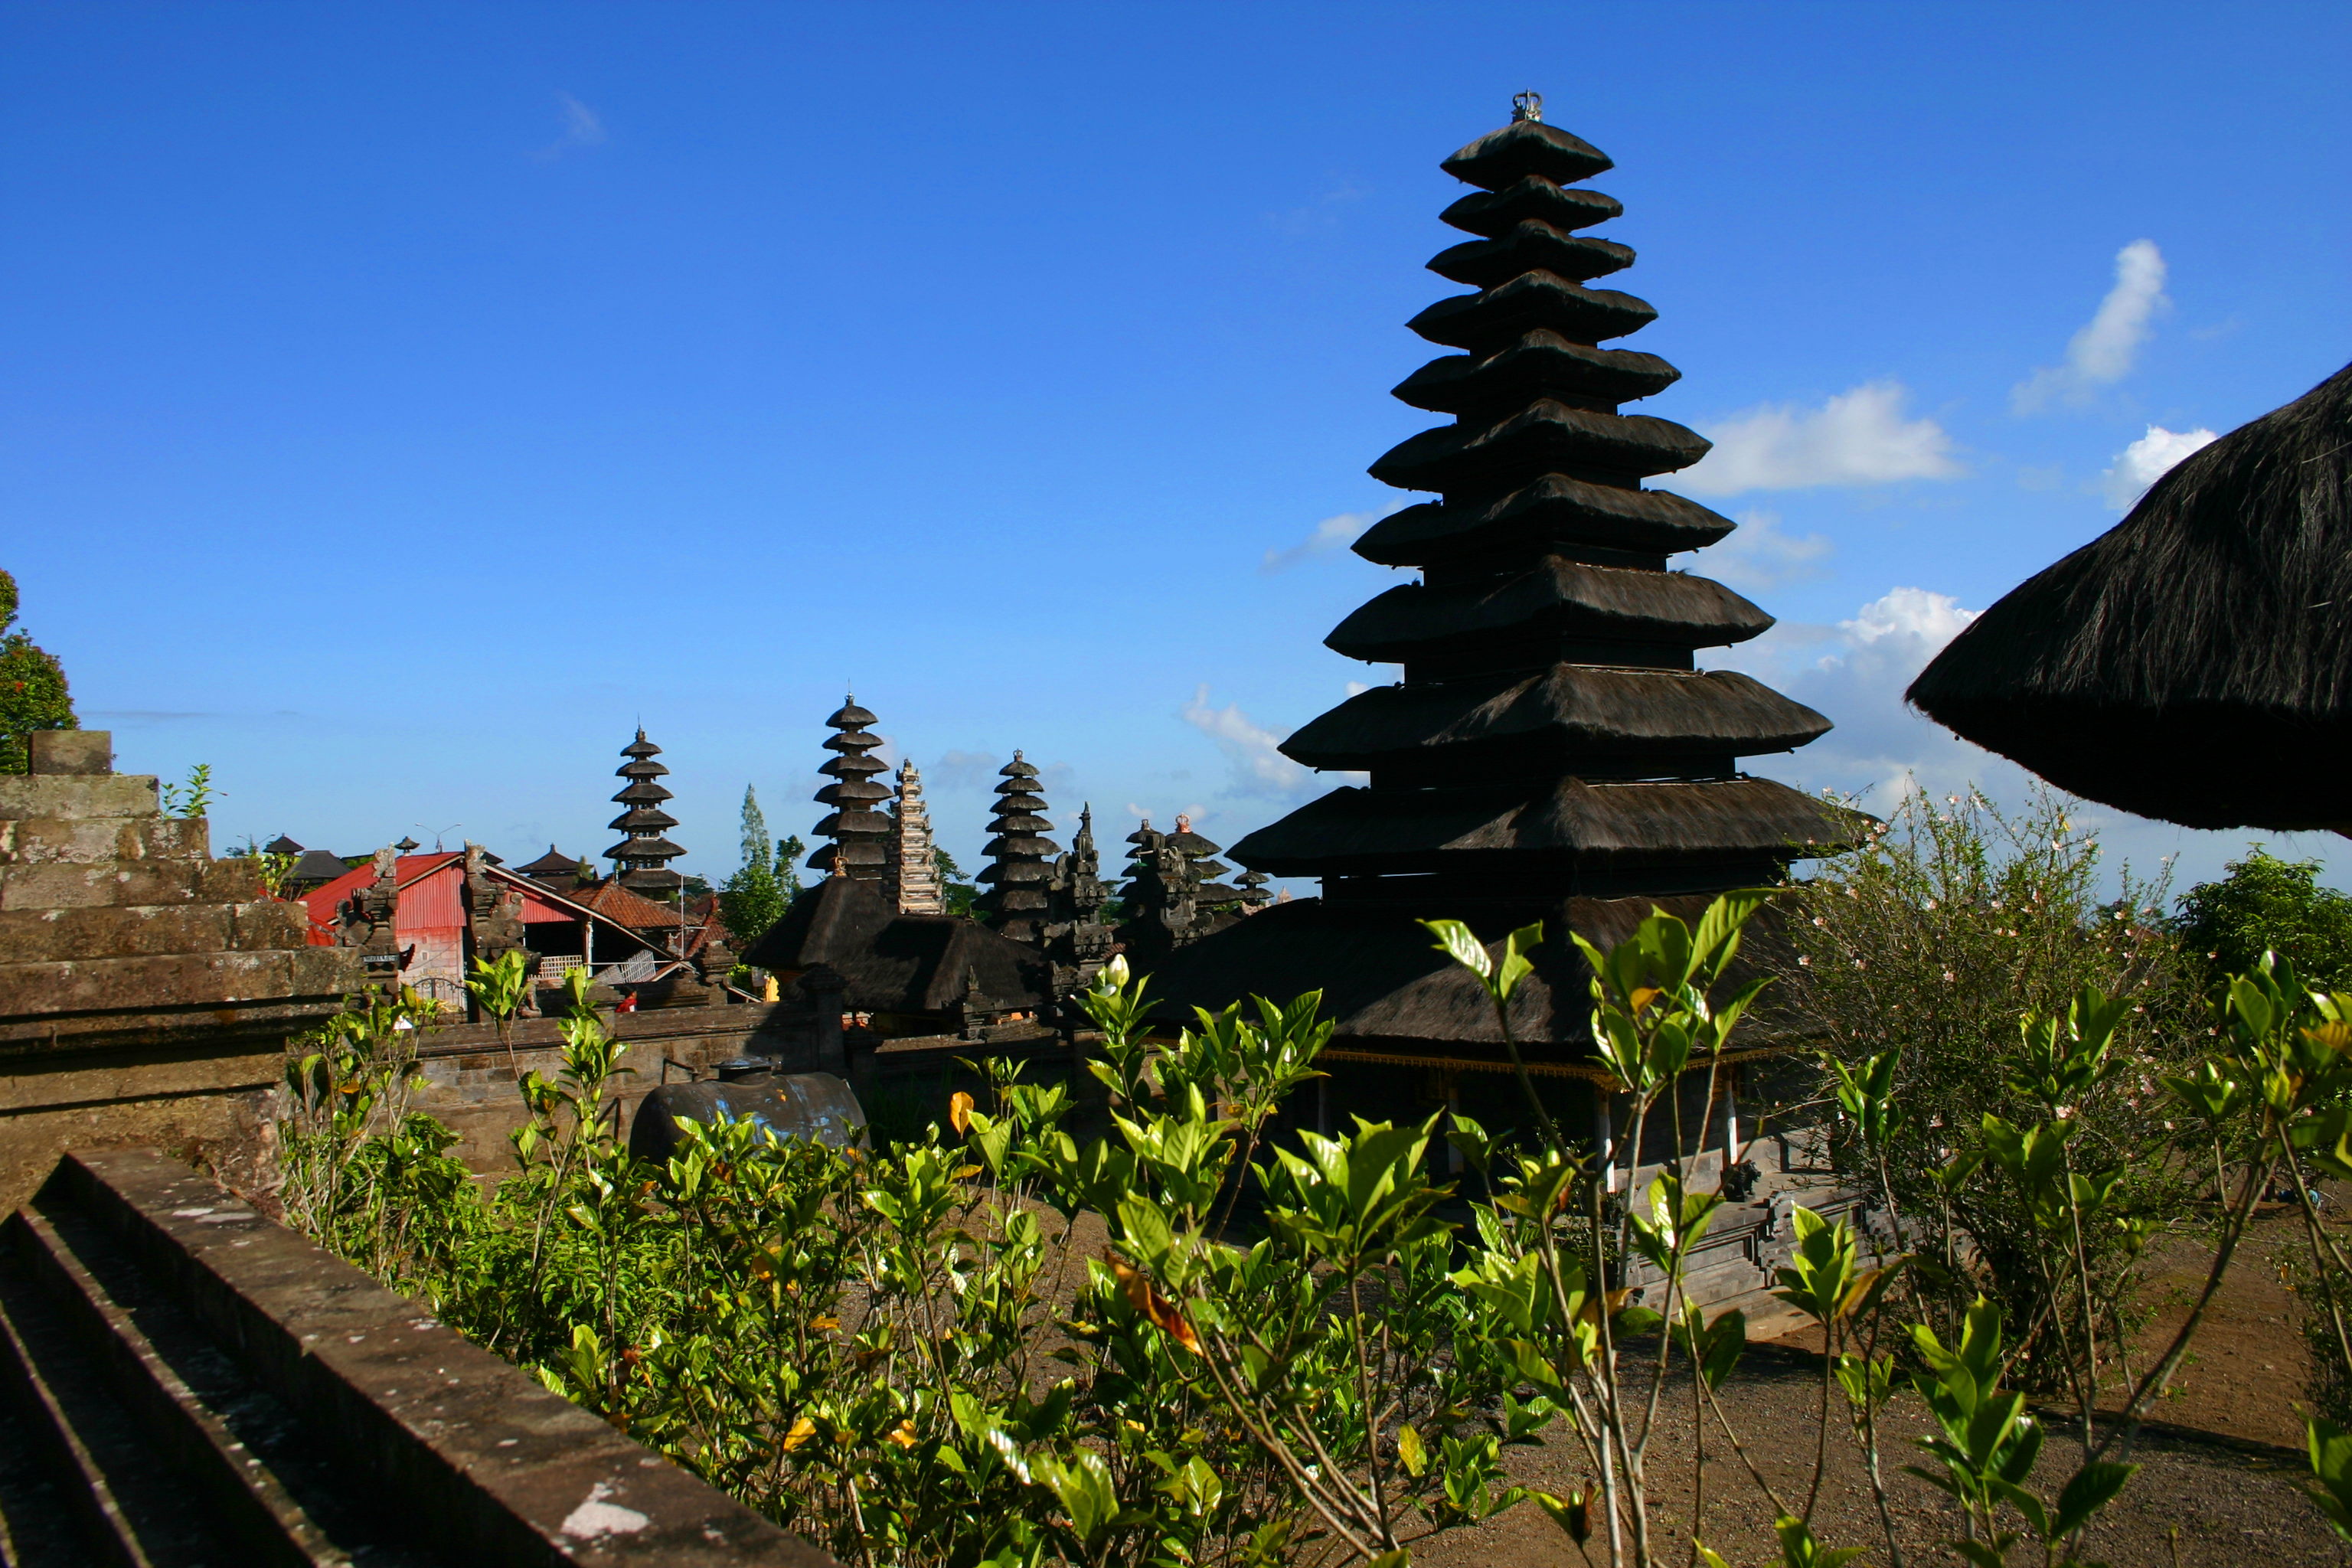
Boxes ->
[2175,847,2352,990]
[1774,787,2201,1377]
[279,887,2352,1567]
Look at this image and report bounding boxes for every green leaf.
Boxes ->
[1423,918,1493,981]
[2051,1460,2138,1540]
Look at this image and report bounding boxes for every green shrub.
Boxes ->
[2175,847,2352,991]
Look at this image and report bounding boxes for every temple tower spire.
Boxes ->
[809,697,890,883]
[887,760,946,914]
[975,752,1058,944]
[604,729,685,899]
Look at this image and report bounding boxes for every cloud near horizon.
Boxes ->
[2099,423,2217,509]
[1679,508,1833,592]
[1677,382,1962,497]
[2012,240,2168,412]
[1259,502,1404,573]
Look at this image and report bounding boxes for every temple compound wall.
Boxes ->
[0,732,358,1209]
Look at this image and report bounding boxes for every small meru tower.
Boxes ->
[1154,96,1853,1058]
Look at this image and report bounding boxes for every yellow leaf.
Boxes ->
[949,1091,975,1135]
[1110,1256,1204,1356]
[811,1315,841,1331]
[782,1416,818,1452]
[952,1165,984,1180]
[884,1419,918,1448]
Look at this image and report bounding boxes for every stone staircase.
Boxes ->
[0,1150,835,1567]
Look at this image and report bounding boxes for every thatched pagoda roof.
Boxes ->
[1139,98,1853,1056]
[1909,361,2352,830]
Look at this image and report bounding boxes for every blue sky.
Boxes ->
[5,3,2347,897]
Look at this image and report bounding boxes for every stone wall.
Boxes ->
[405,1001,828,1169]
[0,732,361,1207]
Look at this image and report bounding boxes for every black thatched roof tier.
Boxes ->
[980,838,1057,864]
[290,848,348,884]
[607,806,679,832]
[816,779,893,806]
[1327,558,1772,665]
[985,813,1054,835]
[612,780,674,805]
[1429,224,1635,289]
[518,845,577,876]
[1441,119,1612,191]
[1282,667,1830,771]
[814,811,893,838]
[1147,892,1797,1055]
[1370,401,1709,492]
[606,834,685,862]
[1909,360,2352,830]
[621,734,662,760]
[1442,178,1622,240]
[264,835,304,855]
[825,701,877,729]
[1393,333,1681,416]
[820,753,889,779]
[825,727,885,753]
[1410,273,1657,353]
[745,875,1052,1016]
[1232,776,1852,877]
[1356,476,1736,565]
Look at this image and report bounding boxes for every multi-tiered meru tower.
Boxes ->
[1155,97,1853,1060]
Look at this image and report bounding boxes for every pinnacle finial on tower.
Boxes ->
[1511,90,1543,123]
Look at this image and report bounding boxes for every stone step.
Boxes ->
[15,1150,834,1566]
[0,900,309,965]
[0,946,354,1020]
[0,814,207,867]
[0,1227,247,1564]
[0,857,262,913]
[0,775,162,824]
[3,1191,437,1566]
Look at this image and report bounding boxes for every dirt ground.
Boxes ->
[1413,1203,2348,1567]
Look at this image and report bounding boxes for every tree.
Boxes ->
[2175,846,2352,988]
[934,846,978,920]
[0,569,75,774]
[718,786,789,949]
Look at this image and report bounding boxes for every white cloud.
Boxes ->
[1181,686,1313,798]
[534,93,608,160]
[2012,240,2168,412]
[1260,502,1403,573]
[1677,382,1962,497]
[2099,423,2217,509]
[1705,587,1981,808]
[1679,509,1832,591]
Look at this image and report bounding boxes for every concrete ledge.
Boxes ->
[46,1150,839,1566]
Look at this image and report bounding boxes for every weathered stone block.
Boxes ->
[0,813,211,866]
[0,861,207,911]
[0,949,302,1018]
[28,729,113,775]
[228,898,313,952]
[0,904,237,964]
[0,774,159,822]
